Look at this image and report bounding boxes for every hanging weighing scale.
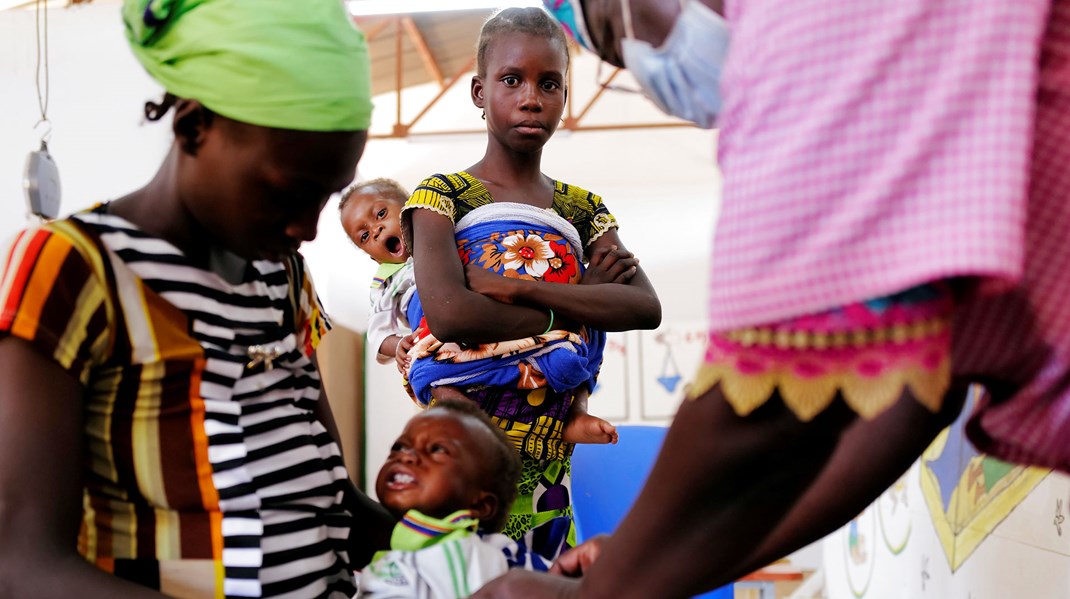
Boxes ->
[23,0,61,221]
[24,136,61,220]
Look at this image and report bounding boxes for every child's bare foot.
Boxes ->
[563,413,619,445]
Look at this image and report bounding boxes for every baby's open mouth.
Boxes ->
[391,472,414,484]
[386,236,403,255]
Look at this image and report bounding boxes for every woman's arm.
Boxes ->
[0,338,168,599]
[311,354,395,568]
[410,209,556,343]
[466,229,662,332]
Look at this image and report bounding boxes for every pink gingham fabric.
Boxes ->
[958,1,1070,472]
[712,0,1070,471]
[712,0,1048,328]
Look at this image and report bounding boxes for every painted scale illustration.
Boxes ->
[833,385,1054,598]
[919,385,1049,571]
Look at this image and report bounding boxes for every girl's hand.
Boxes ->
[584,245,639,285]
[465,263,517,304]
[395,330,419,374]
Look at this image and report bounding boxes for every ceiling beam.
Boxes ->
[361,18,391,42]
[401,16,445,88]
[365,18,697,138]
[399,55,477,136]
[564,67,620,130]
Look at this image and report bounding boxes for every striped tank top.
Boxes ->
[0,206,355,598]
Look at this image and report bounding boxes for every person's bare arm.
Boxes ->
[410,208,557,343]
[725,385,968,581]
[311,353,395,568]
[0,338,168,598]
[464,229,661,332]
[378,334,401,363]
[476,384,963,599]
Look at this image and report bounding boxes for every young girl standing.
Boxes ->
[400,7,661,561]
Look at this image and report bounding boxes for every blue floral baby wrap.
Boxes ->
[405,202,606,407]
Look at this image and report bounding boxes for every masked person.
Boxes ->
[545,0,728,128]
[473,1,1070,597]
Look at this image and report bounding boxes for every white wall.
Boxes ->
[1,4,172,244]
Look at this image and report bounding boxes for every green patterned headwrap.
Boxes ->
[123,0,373,131]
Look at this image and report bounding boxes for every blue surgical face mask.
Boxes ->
[619,0,730,129]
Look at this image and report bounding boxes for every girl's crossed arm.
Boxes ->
[466,229,662,332]
[411,209,560,343]
[412,210,661,342]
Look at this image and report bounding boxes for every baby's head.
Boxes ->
[339,178,410,264]
[376,399,521,532]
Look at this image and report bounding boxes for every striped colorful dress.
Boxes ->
[0,205,355,598]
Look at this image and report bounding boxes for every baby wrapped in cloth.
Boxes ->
[404,203,605,460]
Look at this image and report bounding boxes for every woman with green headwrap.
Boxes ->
[0,1,393,597]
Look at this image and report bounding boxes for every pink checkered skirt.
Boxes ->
[692,284,953,422]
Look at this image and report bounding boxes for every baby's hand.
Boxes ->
[584,245,638,285]
[395,331,419,375]
[465,263,515,304]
